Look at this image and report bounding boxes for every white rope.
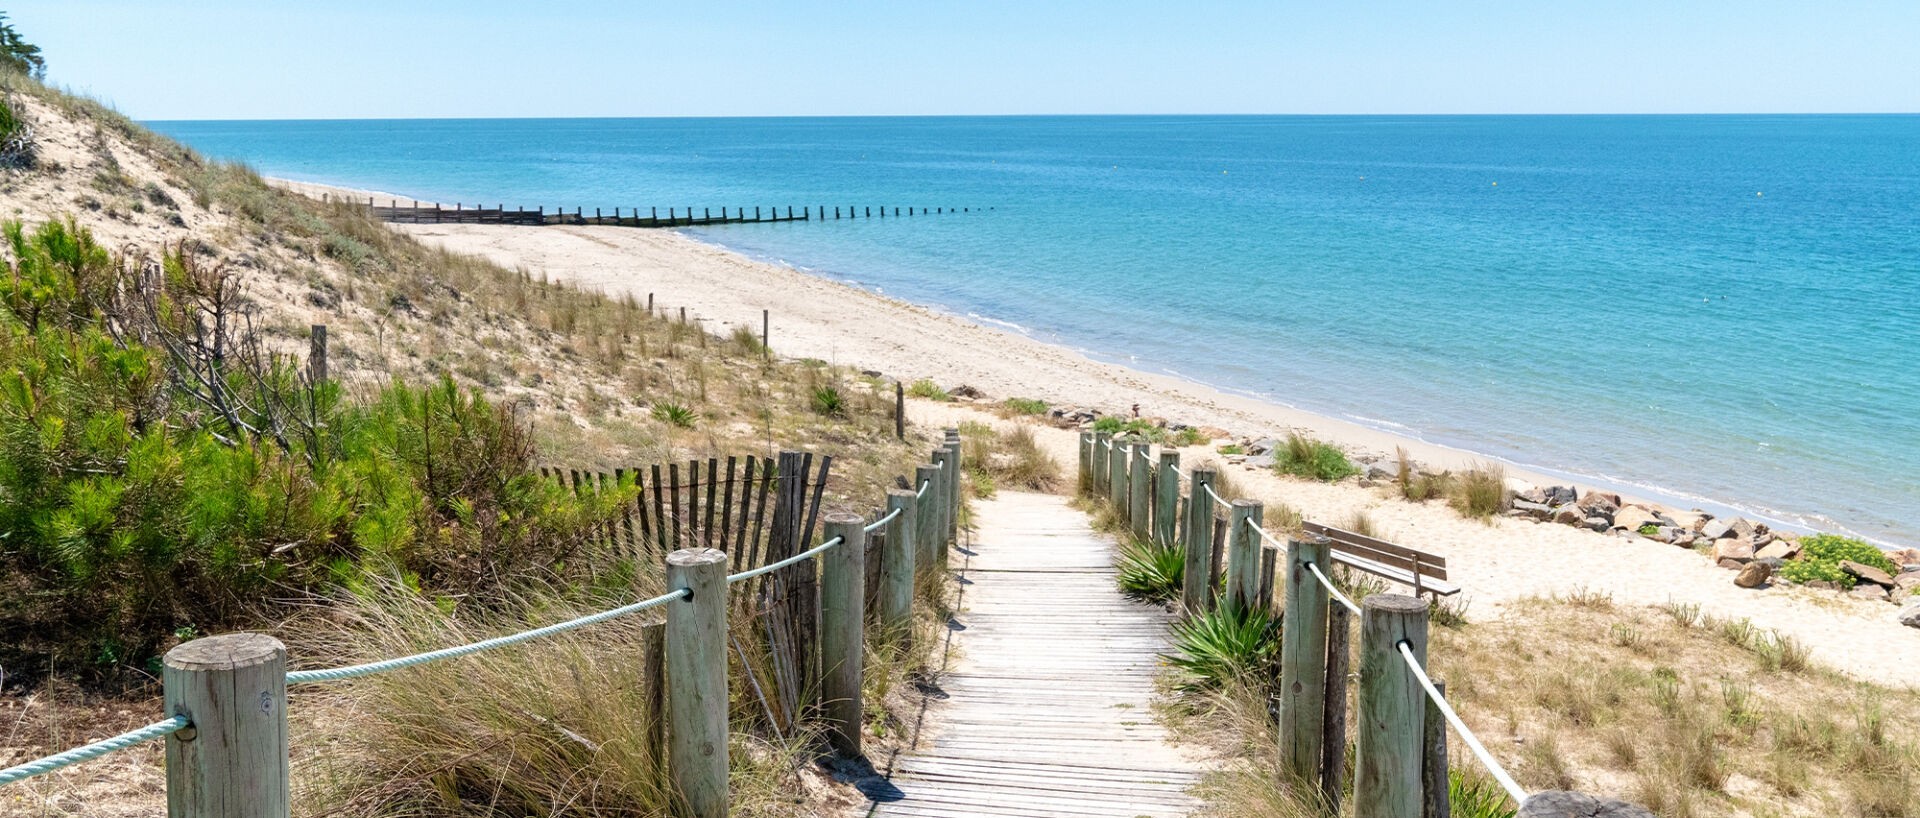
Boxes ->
[726,536,844,584]
[288,587,692,683]
[915,479,931,498]
[0,716,189,787]
[1203,481,1232,509]
[1306,560,1363,615]
[863,506,903,533]
[1251,522,1286,548]
[1398,641,1528,804]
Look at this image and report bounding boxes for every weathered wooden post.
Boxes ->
[820,514,866,758]
[1108,437,1129,514]
[164,633,289,818]
[1182,469,1217,613]
[1278,533,1332,787]
[1128,441,1151,541]
[761,309,770,358]
[896,382,906,440]
[1092,431,1112,496]
[1155,451,1180,547]
[944,428,962,544]
[1078,431,1094,495]
[1322,603,1352,813]
[1224,500,1264,614]
[915,464,940,572]
[880,490,917,640]
[1357,594,1429,818]
[931,447,952,553]
[641,621,667,788]
[1423,679,1449,818]
[308,324,328,384]
[665,548,730,818]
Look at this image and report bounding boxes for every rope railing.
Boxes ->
[1203,481,1232,510]
[725,536,844,584]
[1306,559,1363,615]
[863,506,902,533]
[916,478,932,498]
[286,587,692,684]
[1398,641,1528,804]
[0,716,191,788]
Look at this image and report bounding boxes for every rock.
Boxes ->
[1365,461,1401,481]
[1246,438,1278,456]
[1518,791,1656,818]
[1512,499,1553,521]
[1551,505,1584,525]
[1198,426,1230,440]
[1504,477,1538,497]
[1755,540,1801,561]
[1751,532,1776,548]
[1700,519,1735,540]
[1849,584,1890,602]
[1885,547,1920,566]
[1579,489,1623,510]
[949,384,984,399]
[1224,455,1247,465]
[1896,573,1920,592]
[1584,516,1612,532]
[1578,493,1620,517]
[1756,557,1786,571]
[1517,487,1549,505]
[1900,601,1920,629]
[1711,537,1756,564]
[1806,580,1841,591]
[1734,561,1773,588]
[1648,526,1681,543]
[1717,558,1746,570]
[1728,518,1757,539]
[1840,560,1896,588]
[1245,453,1276,470]
[1612,506,1660,533]
[1543,485,1577,506]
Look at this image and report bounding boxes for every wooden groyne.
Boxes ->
[355,198,984,227]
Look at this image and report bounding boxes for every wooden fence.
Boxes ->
[1078,431,1657,818]
[354,198,983,228]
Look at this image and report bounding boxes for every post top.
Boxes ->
[916,463,938,472]
[823,511,864,525]
[1230,498,1262,509]
[165,632,285,671]
[1362,592,1429,615]
[1159,450,1180,460]
[1291,532,1332,547]
[666,547,730,568]
[886,489,917,501]
[1191,467,1215,479]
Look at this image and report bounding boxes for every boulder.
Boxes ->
[1850,584,1890,602]
[1245,453,1277,470]
[1544,485,1577,506]
[1516,487,1549,505]
[1755,540,1801,561]
[1365,461,1399,481]
[1895,572,1920,592]
[1700,518,1735,540]
[1734,561,1772,588]
[1900,601,1920,629]
[1579,489,1623,510]
[1650,526,1681,543]
[1885,547,1920,566]
[1717,558,1747,570]
[1512,499,1554,521]
[1583,516,1612,532]
[1246,438,1278,456]
[1551,505,1585,526]
[1613,506,1660,533]
[1806,580,1842,591]
[1728,518,1757,539]
[1840,560,1896,589]
[1711,537,1756,564]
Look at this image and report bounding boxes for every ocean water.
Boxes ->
[149,115,1920,547]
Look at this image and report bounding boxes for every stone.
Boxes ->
[1900,601,1920,629]
[1517,487,1549,505]
[1755,540,1801,561]
[949,384,984,399]
[1612,506,1660,533]
[1579,489,1623,510]
[1544,485,1577,506]
[1518,790,1656,818]
[1734,561,1772,588]
[1244,453,1276,470]
[1756,557,1786,571]
[1711,537,1755,564]
[1198,426,1230,440]
[1751,532,1776,548]
[1717,558,1746,570]
[1700,519,1735,540]
[1728,518,1757,539]
[1512,499,1554,520]
[1246,438,1278,456]
[1584,516,1612,532]
[1806,580,1841,591]
[1886,547,1920,566]
[1551,505,1584,526]
[1840,560,1896,588]
[1895,573,1920,592]
[1849,584,1890,602]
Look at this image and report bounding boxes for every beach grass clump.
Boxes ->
[650,401,697,428]
[729,324,766,356]
[1115,539,1183,602]
[1167,426,1211,447]
[1449,463,1510,521]
[1216,443,1244,455]
[1001,396,1047,416]
[1449,769,1519,818]
[960,422,1061,495]
[1777,533,1897,589]
[809,384,846,417]
[907,378,950,401]
[1344,509,1378,538]
[1164,606,1281,692]
[1274,432,1359,482]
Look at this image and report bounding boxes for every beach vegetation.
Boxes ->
[729,323,766,356]
[1777,533,1896,589]
[1449,769,1519,818]
[1115,539,1184,602]
[0,13,44,79]
[1449,464,1510,521]
[907,377,950,401]
[808,384,846,417]
[1216,443,1244,455]
[1001,396,1047,416]
[1274,432,1359,482]
[1344,509,1378,538]
[1167,426,1211,446]
[1091,415,1127,433]
[650,400,697,428]
[1637,523,1661,536]
[960,421,1061,495]
[1164,605,1281,691]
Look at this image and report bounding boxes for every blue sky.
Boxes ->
[17,1,1919,119]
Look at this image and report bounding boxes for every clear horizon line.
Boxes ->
[142,110,1920,124]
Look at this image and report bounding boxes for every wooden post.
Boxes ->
[1225,500,1265,614]
[820,514,866,758]
[1356,593,1429,818]
[1278,534,1332,787]
[308,324,328,384]
[665,548,729,818]
[1156,450,1179,547]
[641,621,667,787]
[762,309,770,358]
[944,429,962,545]
[916,464,940,571]
[1322,603,1352,813]
[1078,431,1094,495]
[163,633,289,818]
[894,381,906,439]
[1091,431,1112,497]
[1423,679,1449,818]
[1182,469,1217,613]
[1121,441,1136,541]
[881,490,917,639]
[1108,438,1129,513]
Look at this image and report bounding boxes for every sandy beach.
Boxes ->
[275,180,1920,688]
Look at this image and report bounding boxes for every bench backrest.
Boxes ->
[1302,520,1448,583]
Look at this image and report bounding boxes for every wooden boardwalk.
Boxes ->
[869,491,1201,818]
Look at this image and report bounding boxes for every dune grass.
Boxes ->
[1275,432,1360,482]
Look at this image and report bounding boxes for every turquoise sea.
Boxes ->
[149,115,1920,547]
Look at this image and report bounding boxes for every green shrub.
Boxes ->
[1116,540,1183,602]
[906,378,949,401]
[1449,768,1517,818]
[1216,443,1244,455]
[1164,606,1281,690]
[809,385,846,417]
[1002,397,1047,416]
[729,324,765,356]
[1167,427,1210,447]
[1779,533,1896,589]
[1275,432,1358,482]
[651,401,697,428]
[1449,464,1509,520]
[1638,523,1661,536]
[1091,415,1126,434]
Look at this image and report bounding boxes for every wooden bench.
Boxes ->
[1302,521,1460,598]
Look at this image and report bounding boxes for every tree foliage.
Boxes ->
[0,13,44,79]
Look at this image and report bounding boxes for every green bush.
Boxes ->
[906,378,949,401]
[1779,533,1897,589]
[1164,606,1281,690]
[1002,397,1047,416]
[809,385,846,417]
[1275,432,1359,482]
[651,401,697,428]
[1116,540,1183,602]
[1449,768,1517,818]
